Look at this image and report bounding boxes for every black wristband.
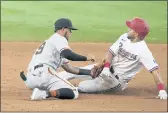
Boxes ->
[78,69,91,75]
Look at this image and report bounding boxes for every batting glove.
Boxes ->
[158,90,167,100]
[101,67,111,77]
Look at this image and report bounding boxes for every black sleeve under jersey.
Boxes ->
[60,49,87,61]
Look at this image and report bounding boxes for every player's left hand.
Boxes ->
[87,54,95,62]
[90,59,105,78]
[157,90,167,99]
[101,67,111,77]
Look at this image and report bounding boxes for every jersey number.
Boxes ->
[35,42,46,55]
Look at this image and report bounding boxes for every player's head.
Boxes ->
[54,18,78,40]
[126,17,149,42]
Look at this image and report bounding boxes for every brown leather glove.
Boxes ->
[90,59,105,78]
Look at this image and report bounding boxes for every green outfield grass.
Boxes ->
[1,1,167,43]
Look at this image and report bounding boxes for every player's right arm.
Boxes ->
[52,37,95,62]
[100,51,114,76]
[100,34,124,76]
[61,62,92,76]
[60,49,94,62]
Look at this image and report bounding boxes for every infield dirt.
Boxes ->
[1,42,167,111]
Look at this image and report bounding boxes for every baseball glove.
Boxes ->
[90,59,105,78]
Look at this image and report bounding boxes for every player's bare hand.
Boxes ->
[87,54,95,62]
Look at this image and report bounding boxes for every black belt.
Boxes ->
[110,66,119,79]
[115,75,119,80]
[34,64,43,70]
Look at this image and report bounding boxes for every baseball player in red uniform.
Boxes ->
[58,17,167,100]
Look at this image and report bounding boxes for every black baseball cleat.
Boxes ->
[20,71,27,81]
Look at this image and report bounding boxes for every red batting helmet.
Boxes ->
[126,17,150,40]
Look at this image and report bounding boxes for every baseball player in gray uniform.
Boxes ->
[58,17,167,100]
[20,18,95,100]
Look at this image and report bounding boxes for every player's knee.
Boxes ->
[78,81,93,93]
[57,88,79,99]
[78,81,86,92]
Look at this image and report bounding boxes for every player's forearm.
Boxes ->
[61,49,87,61]
[62,64,91,75]
[151,69,164,84]
[62,64,79,74]
[103,51,113,68]
[151,69,165,91]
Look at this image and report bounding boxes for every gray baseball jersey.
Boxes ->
[25,33,74,91]
[28,33,69,71]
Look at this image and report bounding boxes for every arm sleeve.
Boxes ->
[140,47,159,72]
[60,49,87,61]
[62,63,91,75]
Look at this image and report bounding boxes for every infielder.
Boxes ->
[58,17,167,99]
[20,18,96,100]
